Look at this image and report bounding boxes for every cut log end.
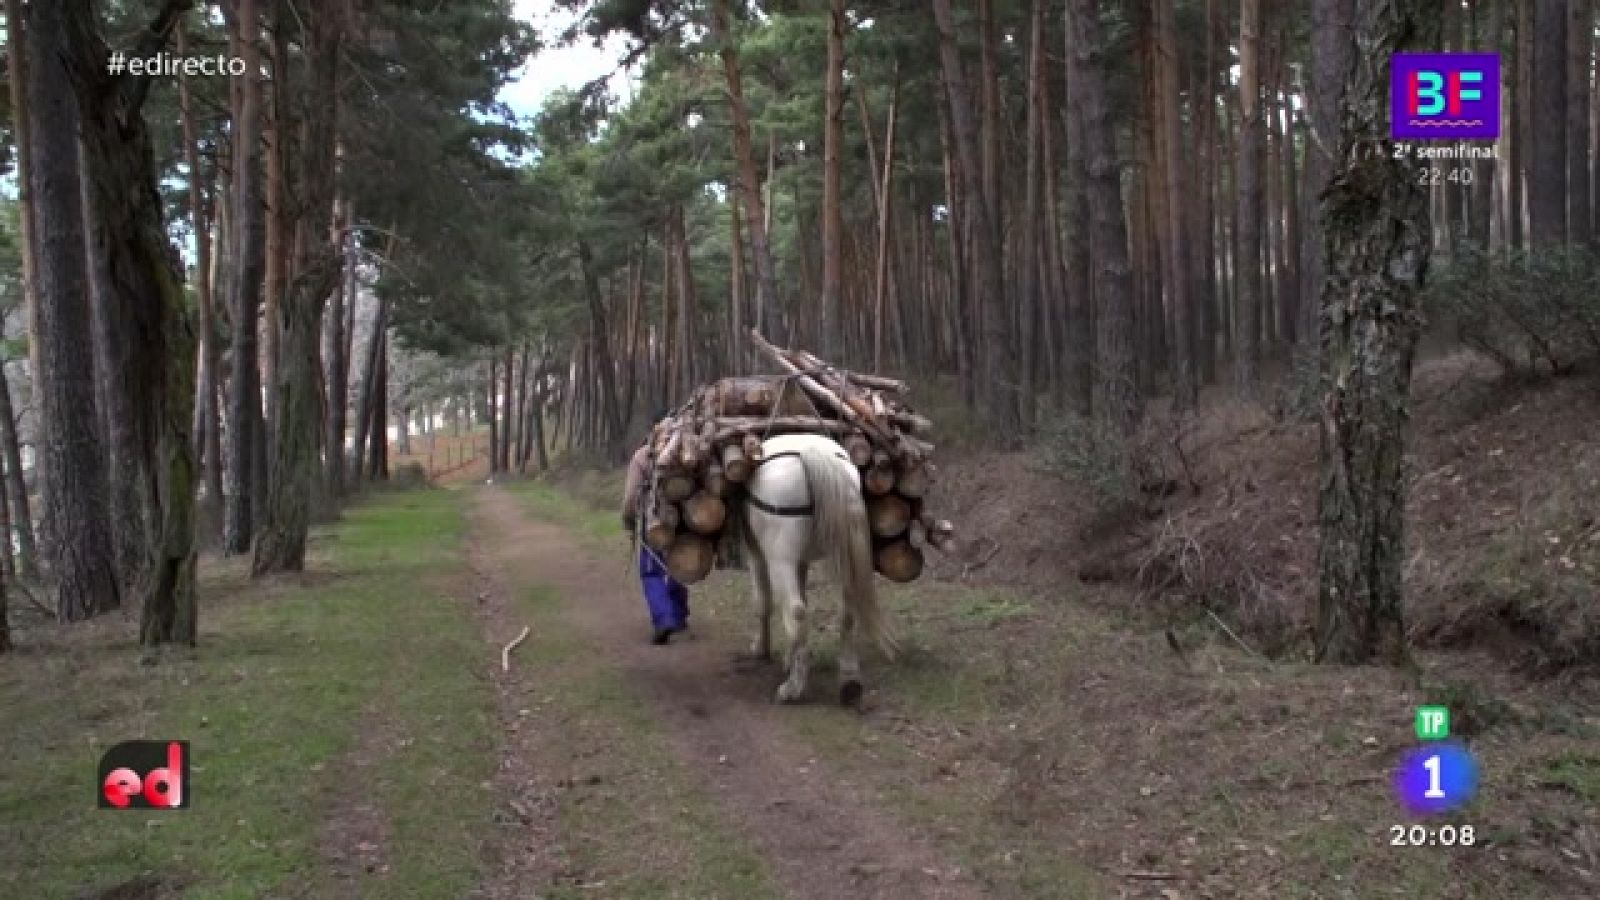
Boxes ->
[895,461,931,499]
[683,490,727,535]
[868,493,912,538]
[874,540,923,583]
[661,473,695,502]
[667,533,716,584]
[721,442,751,483]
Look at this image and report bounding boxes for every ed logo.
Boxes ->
[98,741,189,809]
[1391,53,1501,140]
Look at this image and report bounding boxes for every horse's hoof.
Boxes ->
[839,680,863,707]
[775,682,805,704]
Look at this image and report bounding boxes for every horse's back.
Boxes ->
[759,432,848,461]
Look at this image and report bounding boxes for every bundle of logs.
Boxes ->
[639,330,956,585]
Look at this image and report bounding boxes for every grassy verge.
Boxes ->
[0,489,496,899]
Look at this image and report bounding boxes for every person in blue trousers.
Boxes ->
[622,414,690,645]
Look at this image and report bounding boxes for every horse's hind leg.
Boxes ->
[747,550,773,661]
[772,563,810,703]
[837,601,863,707]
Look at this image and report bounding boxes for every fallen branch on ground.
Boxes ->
[501,626,531,672]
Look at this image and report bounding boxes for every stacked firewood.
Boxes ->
[638,330,956,585]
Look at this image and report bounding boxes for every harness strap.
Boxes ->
[746,451,813,516]
[743,447,850,517]
[746,492,814,517]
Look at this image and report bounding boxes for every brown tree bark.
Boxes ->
[710,0,779,338]
[0,360,35,579]
[1156,0,1195,408]
[254,0,346,576]
[933,0,1018,432]
[262,0,291,434]
[63,0,199,644]
[350,295,388,484]
[1019,0,1046,427]
[0,0,36,578]
[1062,5,1094,417]
[576,241,624,457]
[366,328,387,480]
[224,0,265,555]
[672,206,697,400]
[4,0,43,397]
[178,21,223,526]
[1194,0,1220,383]
[1067,0,1141,436]
[1315,0,1439,665]
[1530,0,1568,248]
[24,0,121,621]
[874,77,901,376]
[1303,0,1355,341]
[324,201,353,497]
[1569,0,1592,246]
[820,0,846,359]
[1236,0,1265,392]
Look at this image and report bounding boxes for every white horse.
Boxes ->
[737,432,897,705]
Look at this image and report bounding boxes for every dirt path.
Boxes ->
[466,485,985,900]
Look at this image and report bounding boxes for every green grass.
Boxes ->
[508,478,625,545]
[509,582,777,899]
[0,490,496,899]
[1542,751,1600,802]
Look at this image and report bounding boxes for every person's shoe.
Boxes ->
[652,628,673,645]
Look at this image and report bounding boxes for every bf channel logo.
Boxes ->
[1390,53,1501,141]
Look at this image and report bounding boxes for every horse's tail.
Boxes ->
[795,441,898,660]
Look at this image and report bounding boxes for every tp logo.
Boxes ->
[1390,53,1500,140]
[98,740,189,809]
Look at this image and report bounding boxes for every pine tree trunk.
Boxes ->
[0,361,35,578]
[1568,0,1592,246]
[1236,0,1265,391]
[253,0,345,576]
[262,0,291,435]
[501,347,515,471]
[1017,0,1045,427]
[821,0,846,360]
[1062,7,1095,417]
[179,22,224,517]
[25,0,122,620]
[672,206,697,399]
[224,0,265,555]
[1472,0,1504,248]
[63,0,198,644]
[1195,0,1220,383]
[4,0,43,399]
[1156,0,1195,408]
[1303,0,1355,341]
[858,70,900,375]
[368,331,387,480]
[1315,0,1439,665]
[1067,0,1141,436]
[350,295,387,485]
[576,241,624,457]
[83,124,149,598]
[1530,0,1568,248]
[324,202,352,498]
[710,0,780,337]
[933,0,1018,432]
